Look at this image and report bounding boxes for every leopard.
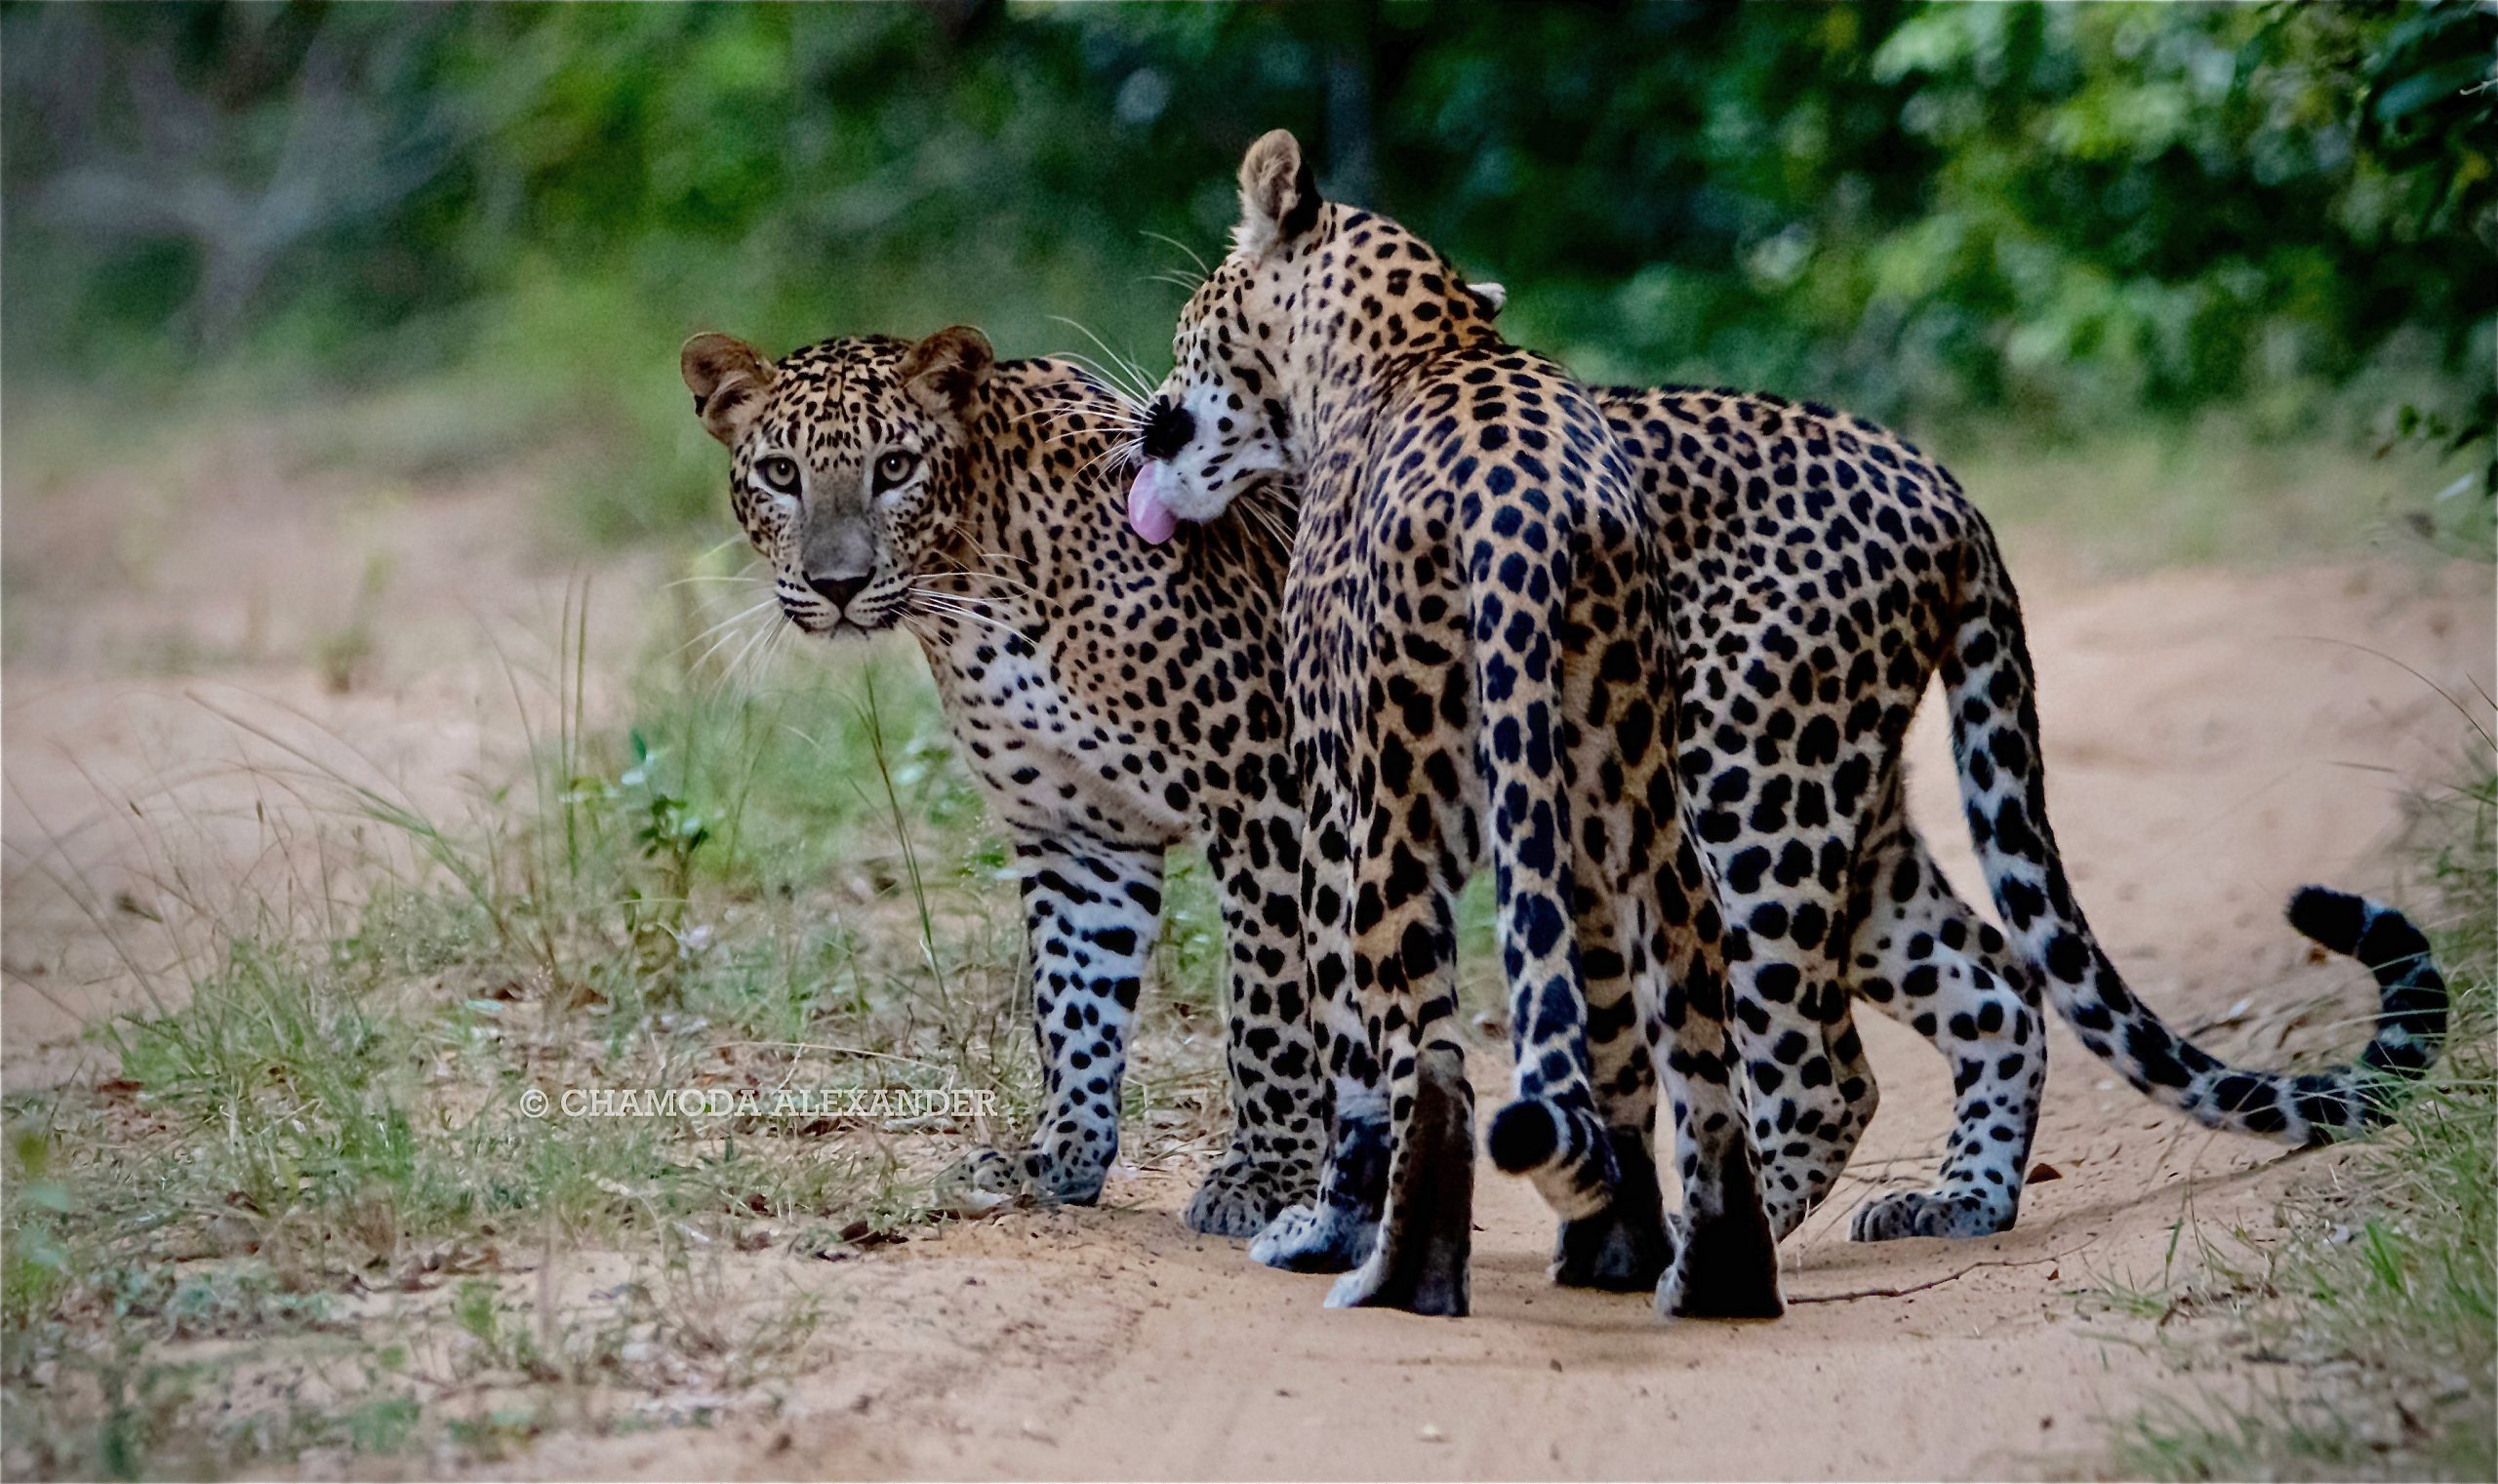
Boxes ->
[1126,128,2450,1285]
[673,170,2451,1291]
[1125,129,1793,1320]
[679,325,1328,1241]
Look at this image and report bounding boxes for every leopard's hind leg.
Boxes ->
[1693,769,1885,1236]
[1187,784,1329,1237]
[1844,777,2045,1240]
[1602,553,1783,1320]
[1549,766,1670,1292]
[1319,773,1474,1317]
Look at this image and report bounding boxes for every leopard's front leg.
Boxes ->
[1185,790,1327,1237]
[960,827,1162,1208]
[1248,797,1390,1272]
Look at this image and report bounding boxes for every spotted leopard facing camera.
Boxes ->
[680,328,1326,1238]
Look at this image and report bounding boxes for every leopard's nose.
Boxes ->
[807,574,868,612]
[1140,398,1196,461]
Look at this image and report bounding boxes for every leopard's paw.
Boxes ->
[1848,1187,2016,1242]
[1655,1208,1783,1322]
[1322,1228,1467,1317]
[1551,1198,1674,1292]
[944,1144,1107,1209]
[1249,1201,1375,1273]
[1183,1156,1305,1238]
[955,1145,1037,1196]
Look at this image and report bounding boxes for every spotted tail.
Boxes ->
[1941,522,2448,1143]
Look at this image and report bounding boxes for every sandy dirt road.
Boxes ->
[475,555,2487,1482]
[4,438,2491,1477]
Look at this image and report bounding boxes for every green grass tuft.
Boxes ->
[0,585,1249,1474]
[2110,758,2497,1481]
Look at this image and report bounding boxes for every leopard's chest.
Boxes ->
[923,619,1193,844]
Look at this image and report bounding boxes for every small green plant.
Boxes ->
[2380,399,2498,559]
[311,551,392,694]
[2111,758,2497,1480]
[1,1124,72,1339]
[451,1277,551,1381]
[568,729,715,980]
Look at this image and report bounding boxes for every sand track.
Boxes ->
[482,554,2487,1481]
[5,446,2490,1477]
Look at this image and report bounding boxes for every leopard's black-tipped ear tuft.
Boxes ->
[900,326,994,431]
[681,333,772,446]
[1235,129,1322,258]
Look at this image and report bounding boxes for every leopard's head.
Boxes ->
[681,327,992,636]
[1129,129,1506,537]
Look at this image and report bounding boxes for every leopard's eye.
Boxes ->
[756,455,801,495]
[873,450,919,494]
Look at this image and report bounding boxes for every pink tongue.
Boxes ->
[1127,465,1180,544]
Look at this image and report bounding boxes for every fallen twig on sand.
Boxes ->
[1791,1251,2076,1304]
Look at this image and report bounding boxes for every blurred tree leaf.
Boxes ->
[1,0,2487,535]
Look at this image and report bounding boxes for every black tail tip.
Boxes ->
[2286,885,2367,954]
[1487,1101,1558,1174]
[2285,885,2448,1092]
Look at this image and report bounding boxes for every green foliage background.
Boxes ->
[3,1,2490,540]
[0,11,2491,1470]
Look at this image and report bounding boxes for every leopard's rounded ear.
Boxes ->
[900,326,994,431]
[681,333,773,446]
[1235,129,1321,258]
[1466,281,1508,318]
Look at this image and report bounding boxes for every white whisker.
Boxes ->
[904,581,1001,607]
[685,621,759,678]
[734,614,795,697]
[1141,228,1210,277]
[1047,317,1161,407]
[1054,354,1156,411]
[713,607,786,696]
[910,594,1026,641]
[681,597,776,647]
[1077,436,1142,481]
[917,565,1036,600]
[991,406,1105,445]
